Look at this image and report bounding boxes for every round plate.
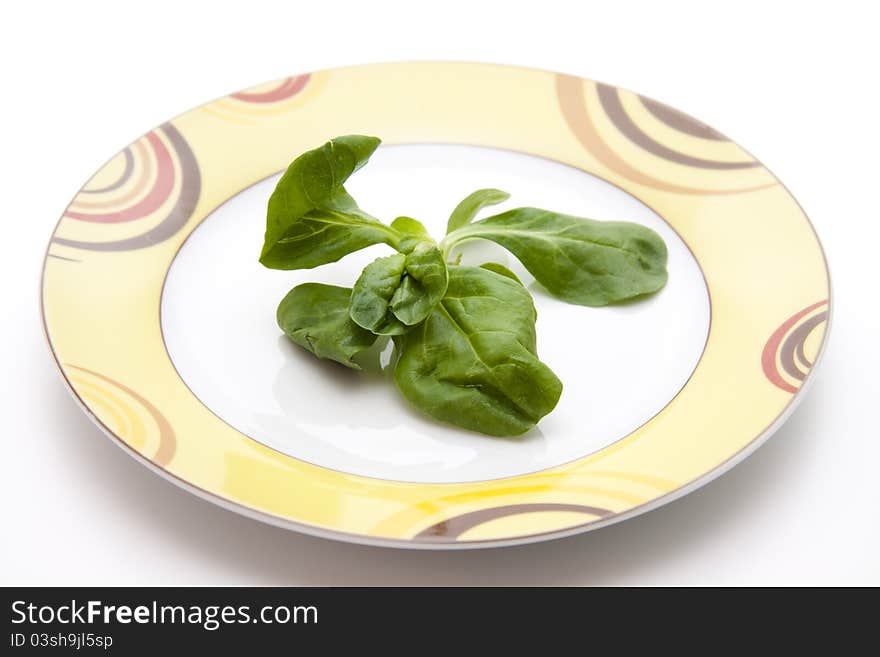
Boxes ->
[41,62,830,549]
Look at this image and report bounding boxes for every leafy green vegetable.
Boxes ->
[348,253,406,335]
[446,188,510,234]
[277,283,377,369]
[479,262,522,285]
[389,243,448,325]
[393,266,562,436]
[349,243,449,334]
[441,208,668,306]
[264,136,670,437]
[260,135,399,270]
[349,253,410,335]
[390,216,431,253]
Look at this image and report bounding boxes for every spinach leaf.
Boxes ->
[260,135,399,270]
[350,244,449,334]
[442,208,668,306]
[349,253,410,336]
[390,216,430,253]
[479,262,522,285]
[390,243,448,325]
[277,283,378,369]
[393,265,562,436]
[446,188,510,234]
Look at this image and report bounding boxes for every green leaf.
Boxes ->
[349,253,410,336]
[260,135,399,270]
[442,208,668,306]
[390,216,429,236]
[446,188,510,234]
[393,265,562,436]
[479,262,522,285]
[350,244,449,334]
[277,283,377,369]
[390,243,448,325]
[390,216,430,253]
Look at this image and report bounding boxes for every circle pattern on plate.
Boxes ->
[53,123,200,252]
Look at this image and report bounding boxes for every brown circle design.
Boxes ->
[79,147,135,194]
[415,503,613,542]
[66,365,176,466]
[762,300,829,393]
[596,83,760,170]
[52,122,200,252]
[638,95,728,141]
[229,74,311,103]
[556,74,777,195]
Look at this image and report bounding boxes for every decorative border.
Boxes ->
[51,123,201,253]
[762,300,829,393]
[41,62,831,548]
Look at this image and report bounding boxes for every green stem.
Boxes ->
[440,228,476,262]
[381,226,402,251]
[321,208,403,250]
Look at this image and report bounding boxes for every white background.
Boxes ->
[2,0,877,585]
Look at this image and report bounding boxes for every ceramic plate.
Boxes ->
[41,62,830,548]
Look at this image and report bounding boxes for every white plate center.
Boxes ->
[161,144,710,483]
